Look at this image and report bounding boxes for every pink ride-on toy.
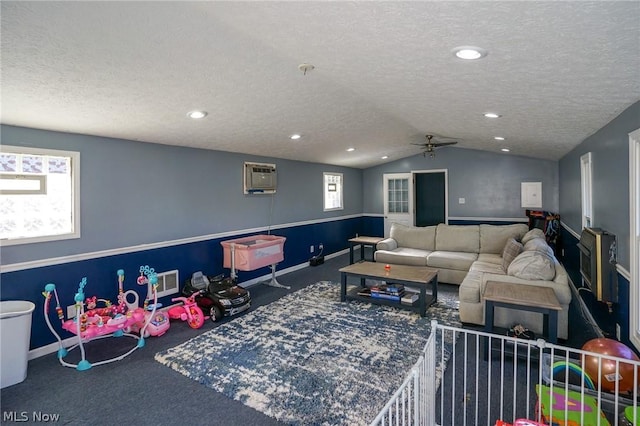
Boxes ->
[168,290,206,329]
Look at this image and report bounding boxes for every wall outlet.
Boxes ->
[616,323,621,340]
[458,198,465,204]
[310,245,314,253]
[319,243,323,251]
[67,304,76,319]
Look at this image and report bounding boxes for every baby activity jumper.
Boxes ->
[42,265,162,370]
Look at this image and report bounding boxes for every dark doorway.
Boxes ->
[415,172,446,226]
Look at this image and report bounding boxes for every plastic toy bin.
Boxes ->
[221,235,286,271]
[0,300,36,388]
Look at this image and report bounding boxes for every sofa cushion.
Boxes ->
[376,238,398,251]
[459,271,483,303]
[469,260,506,275]
[501,237,523,271]
[523,237,554,256]
[477,253,503,265]
[479,224,529,254]
[435,224,479,253]
[521,228,546,244]
[481,265,571,305]
[390,223,436,251]
[374,248,430,266]
[427,250,478,271]
[507,250,556,281]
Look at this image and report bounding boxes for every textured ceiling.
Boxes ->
[1,1,639,168]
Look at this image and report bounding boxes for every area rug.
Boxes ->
[155,281,460,426]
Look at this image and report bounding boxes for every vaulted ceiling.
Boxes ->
[2,1,639,168]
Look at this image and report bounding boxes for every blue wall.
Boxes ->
[1,218,363,349]
[363,147,559,219]
[1,125,364,264]
[559,100,639,269]
[0,125,366,350]
[561,227,634,349]
[558,100,640,347]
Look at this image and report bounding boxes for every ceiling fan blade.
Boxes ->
[432,141,458,148]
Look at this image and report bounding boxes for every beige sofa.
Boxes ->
[374,223,572,340]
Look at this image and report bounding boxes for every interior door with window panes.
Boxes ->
[383,173,414,237]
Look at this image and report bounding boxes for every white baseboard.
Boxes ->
[28,337,77,361]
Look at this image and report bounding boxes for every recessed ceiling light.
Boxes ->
[346,147,355,152]
[187,110,207,119]
[290,134,301,140]
[501,148,510,152]
[452,46,488,60]
[494,136,505,141]
[484,112,501,118]
[381,155,389,160]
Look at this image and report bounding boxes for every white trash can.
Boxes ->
[0,300,36,389]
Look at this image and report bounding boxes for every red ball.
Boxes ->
[582,338,639,393]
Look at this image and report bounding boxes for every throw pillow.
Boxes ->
[523,237,554,257]
[501,237,523,272]
[521,228,546,244]
[507,250,556,281]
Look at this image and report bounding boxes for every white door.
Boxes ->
[383,173,414,237]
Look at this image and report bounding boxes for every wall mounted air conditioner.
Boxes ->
[244,162,277,194]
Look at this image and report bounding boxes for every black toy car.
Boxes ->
[182,272,251,322]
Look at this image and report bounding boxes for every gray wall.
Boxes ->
[559,100,640,269]
[363,147,559,219]
[1,125,363,265]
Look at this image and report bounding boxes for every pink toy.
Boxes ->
[126,268,170,337]
[221,235,285,271]
[168,290,206,329]
[221,234,288,288]
[42,266,164,371]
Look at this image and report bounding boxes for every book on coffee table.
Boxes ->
[401,292,419,305]
[371,292,401,301]
[357,288,372,297]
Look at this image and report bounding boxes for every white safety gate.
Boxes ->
[371,321,640,426]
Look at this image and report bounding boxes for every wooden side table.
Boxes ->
[483,281,562,343]
[348,236,384,264]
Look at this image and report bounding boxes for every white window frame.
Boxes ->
[0,145,80,246]
[629,129,640,350]
[323,172,344,211]
[580,152,594,229]
[0,173,47,194]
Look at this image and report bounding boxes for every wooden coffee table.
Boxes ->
[339,262,438,317]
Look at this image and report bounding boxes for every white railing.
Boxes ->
[372,321,640,426]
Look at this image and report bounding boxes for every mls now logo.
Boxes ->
[3,412,28,422]
[3,411,60,422]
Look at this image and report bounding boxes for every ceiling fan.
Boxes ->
[412,134,459,158]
